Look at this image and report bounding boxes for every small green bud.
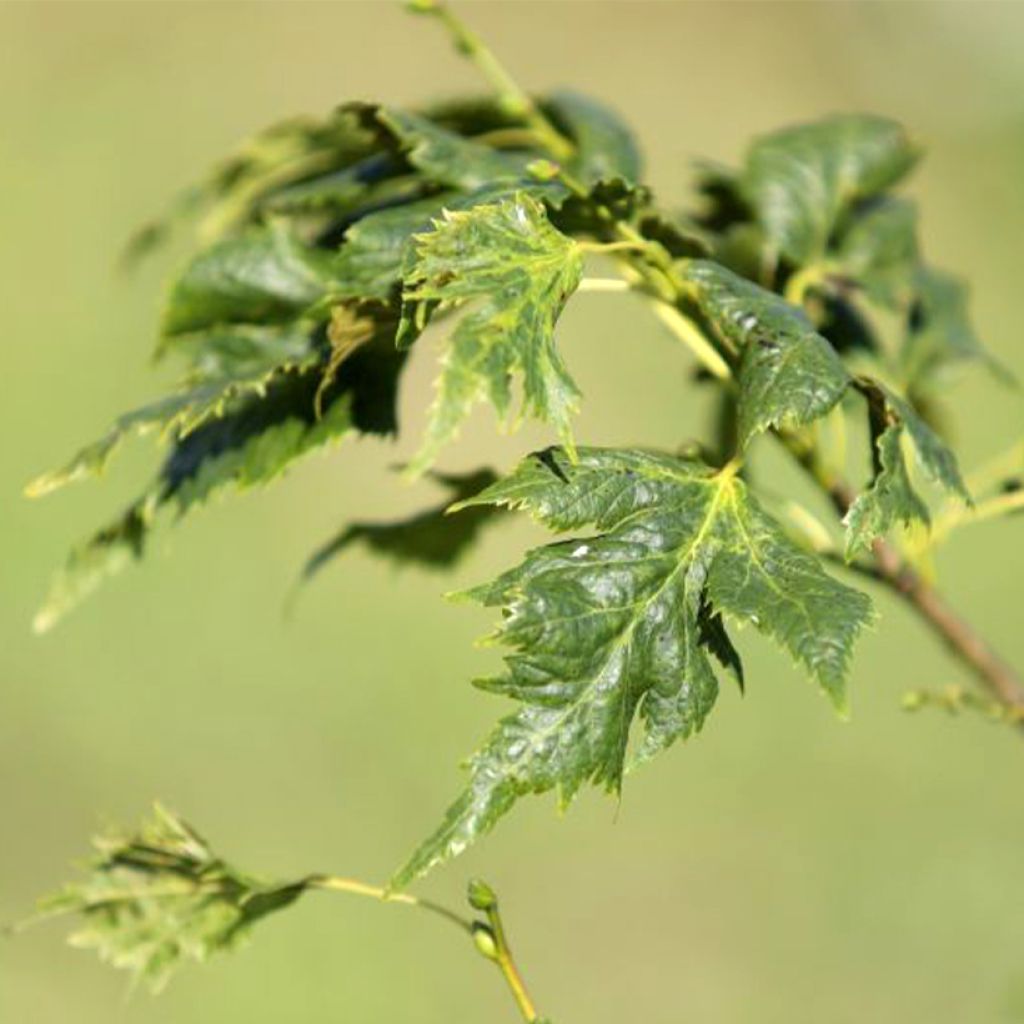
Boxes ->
[471,922,499,961]
[527,159,561,182]
[405,0,438,13]
[901,691,924,711]
[467,878,497,911]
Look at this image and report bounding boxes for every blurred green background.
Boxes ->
[2,2,1023,1022]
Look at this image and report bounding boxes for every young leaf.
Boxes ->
[844,378,970,557]
[395,447,872,885]
[680,260,850,447]
[37,805,309,992]
[400,193,584,474]
[300,467,500,585]
[742,115,919,266]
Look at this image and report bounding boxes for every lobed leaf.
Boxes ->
[395,447,872,884]
[400,193,584,475]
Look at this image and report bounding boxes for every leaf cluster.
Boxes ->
[31,20,1012,902]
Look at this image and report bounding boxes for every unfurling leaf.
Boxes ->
[844,378,970,557]
[680,260,850,447]
[742,115,919,266]
[37,806,309,992]
[300,467,500,585]
[395,447,872,884]
[400,193,584,474]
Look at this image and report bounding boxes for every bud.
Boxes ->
[471,922,499,961]
[467,878,497,911]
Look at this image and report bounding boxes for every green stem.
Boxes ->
[410,0,573,161]
[311,874,543,1021]
[308,874,473,934]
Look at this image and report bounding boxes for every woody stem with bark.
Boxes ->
[416,0,1024,713]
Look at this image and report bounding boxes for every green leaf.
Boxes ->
[400,193,584,475]
[37,805,309,992]
[395,447,872,885]
[352,104,534,191]
[162,323,317,381]
[163,222,340,337]
[330,194,459,301]
[680,260,850,447]
[903,267,1010,386]
[835,196,919,309]
[122,110,375,264]
[844,378,970,557]
[32,495,158,635]
[742,115,919,266]
[300,467,500,585]
[26,362,314,498]
[545,90,642,185]
[34,331,407,630]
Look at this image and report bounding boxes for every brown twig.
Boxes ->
[800,456,1024,713]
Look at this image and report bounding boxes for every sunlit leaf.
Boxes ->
[400,193,583,474]
[396,447,872,884]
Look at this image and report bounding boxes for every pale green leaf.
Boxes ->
[400,193,584,475]
[37,806,308,992]
[395,447,872,884]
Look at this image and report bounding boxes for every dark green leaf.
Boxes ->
[742,115,919,266]
[680,260,850,447]
[162,223,340,337]
[545,90,642,185]
[836,196,919,309]
[301,467,500,584]
[395,447,872,884]
[845,378,970,557]
[351,103,534,191]
[34,330,407,630]
[399,193,584,474]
